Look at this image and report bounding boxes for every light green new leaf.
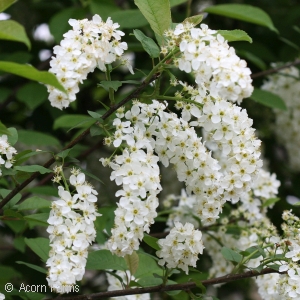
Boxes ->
[262,197,280,208]
[0,121,9,135]
[98,81,122,92]
[7,127,18,145]
[24,237,50,262]
[0,61,65,92]
[183,14,203,26]
[217,29,252,43]
[0,0,16,12]
[221,246,242,263]
[86,249,127,270]
[16,261,47,274]
[170,0,187,7]
[250,88,287,110]
[204,4,278,33]
[125,251,139,276]
[134,0,171,37]
[18,196,50,211]
[133,29,160,58]
[0,20,31,49]
[14,165,52,174]
[143,234,160,250]
[110,9,148,29]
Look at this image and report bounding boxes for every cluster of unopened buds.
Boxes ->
[0,134,17,176]
[46,167,101,292]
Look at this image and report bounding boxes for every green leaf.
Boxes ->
[0,87,11,103]
[192,279,206,295]
[26,186,58,197]
[86,249,127,271]
[221,247,243,263]
[90,0,120,21]
[204,4,278,33]
[143,234,160,250]
[262,197,280,207]
[250,88,287,110]
[0,0,16,12]
[137,276,163,287]
[16,261,47,274]
[24,213,49,227]
[98,81,122,92]
[16,82,48,110]
[170,0,187,7]
[0,61,65,92]
[241,246,266,259]
[0,20,31,49]
[18,129,60,146]
[268,264,280,271]
[110,9,148,29]
[90,125,104,137]
[0,189,21,208]
[134,0,171,37]
[14,150,50,166]
[95,206,116,235]
[53,114,94,130]
[56,148,74,159]
[14,165,52,174]
[7,127,18,145]
[3,209,23,218]
[18,196,50,211]
[87,110,103,119]
[13,237,26,253]
[49,7,86,43]
[0,120,9,135]
[24,237,50,262]
[135,253,162,278]
[217,29,252,43]
[125,251,139,276]
[133,29,160,58]
[183,14,203,26]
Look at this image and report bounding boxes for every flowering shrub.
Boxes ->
[1,1,300,300]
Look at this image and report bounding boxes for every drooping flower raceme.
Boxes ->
[156,222,204,274]
[47,14,130,109]
[46,169,100,292]
[165,23,253,103]
[0,134,17,176]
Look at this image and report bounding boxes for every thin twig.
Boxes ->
[251,59,300,79]
[51,268,280,300]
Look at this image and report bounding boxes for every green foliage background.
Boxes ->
[0,0,300,299]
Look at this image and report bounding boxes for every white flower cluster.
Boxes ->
[0,293,4,300]
[107,270,150,300]
[0,134,17,176]
[48,14,129,109]
[166,23,253,103]
[101,102,163,257]
[173,83,263,205]
[156,222,204,274]
[46,170,100,292]
[271,210,300,299]
[261,65,300,171]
